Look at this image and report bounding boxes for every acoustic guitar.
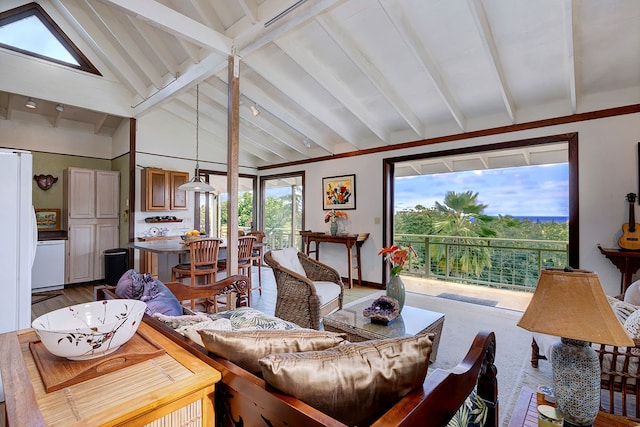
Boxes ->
[619,193,640,250]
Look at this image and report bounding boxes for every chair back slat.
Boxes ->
[238,236,256,262]
[189,238,221,267]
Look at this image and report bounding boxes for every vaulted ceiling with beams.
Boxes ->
[1,0,640,169]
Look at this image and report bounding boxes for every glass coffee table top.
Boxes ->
[323,298,445,361]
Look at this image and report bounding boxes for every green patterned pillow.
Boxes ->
[210,307,302,330]
[447,390,489,427]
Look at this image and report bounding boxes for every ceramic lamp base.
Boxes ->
[551,338,599,427]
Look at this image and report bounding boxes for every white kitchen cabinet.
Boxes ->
[65,168,120,284]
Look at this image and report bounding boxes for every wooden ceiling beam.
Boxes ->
[317,13,425,138]
[467,0,516,124]
[379,0,465,133]
[91,1,164,90]
[274,37,389,144]
[96,0,232,54]
[52,0,147,95]
[562,0,577,114]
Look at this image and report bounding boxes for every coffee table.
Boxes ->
[323,298,445,362]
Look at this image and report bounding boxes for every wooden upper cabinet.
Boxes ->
[142,168,189,211]
[143,169,170,211]
[170,171,189,210]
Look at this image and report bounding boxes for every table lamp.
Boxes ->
[517,268,633,426]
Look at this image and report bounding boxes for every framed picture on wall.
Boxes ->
[35,208,61,231]
[323,174,356,210]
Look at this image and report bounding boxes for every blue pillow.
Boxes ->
[115,269,183,316]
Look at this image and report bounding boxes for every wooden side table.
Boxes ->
[598,245,640,294]
[508,386,640,427]
[0,320,221,426]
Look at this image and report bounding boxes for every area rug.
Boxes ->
[32,293,62,305]
[343,290,541,426]
[436,292,498,307]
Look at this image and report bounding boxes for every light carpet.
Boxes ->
[343,290,553,427]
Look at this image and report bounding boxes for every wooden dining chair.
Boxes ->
[246,230,266,293]
[217,236,256,305]
[171,238,222,310]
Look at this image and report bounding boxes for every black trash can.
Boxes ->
[104,248,129,286]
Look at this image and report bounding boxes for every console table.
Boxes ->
[598,245,640,294]
[300,231,369,288]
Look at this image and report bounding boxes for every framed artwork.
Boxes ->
[323,174,356,210]
[35,208,61,231]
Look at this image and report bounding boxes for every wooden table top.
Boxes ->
[508,386,640,427]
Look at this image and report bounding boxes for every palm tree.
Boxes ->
[431,191,496,277]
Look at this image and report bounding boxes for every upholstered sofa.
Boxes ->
[98,273,499,426]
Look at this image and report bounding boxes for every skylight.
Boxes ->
[0,3,99,75]
[0,14,79,66]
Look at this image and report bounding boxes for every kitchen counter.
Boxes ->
[37,230,67,241]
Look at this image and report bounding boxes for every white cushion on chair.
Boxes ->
[533,332,560,362]
[625,280,640,306]
[313,281,342,305]
[270,247,307,277]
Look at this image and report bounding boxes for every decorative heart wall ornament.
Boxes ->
[34,174,58,191]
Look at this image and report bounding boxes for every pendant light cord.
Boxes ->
[195,84,200,176]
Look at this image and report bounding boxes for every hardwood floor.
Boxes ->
[31,266,379,320]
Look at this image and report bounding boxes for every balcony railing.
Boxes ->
[394,234,568,292]
[259,229,567,292]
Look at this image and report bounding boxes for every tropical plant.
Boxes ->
[431,191,496,277]
[378,244,417,276]
[324,210,348,223]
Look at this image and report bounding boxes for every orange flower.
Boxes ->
[324,210,348,223]
[378,244,416,276]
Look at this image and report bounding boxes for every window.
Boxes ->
[196,171,257,238]
[260,172,305,251]
[0,3,100,74]
[383,134,578,286]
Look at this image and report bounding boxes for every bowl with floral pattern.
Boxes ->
[32,299,147,360]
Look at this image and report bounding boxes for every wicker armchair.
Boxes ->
[264,249,344,330]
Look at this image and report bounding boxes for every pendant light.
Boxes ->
[179,84,216,193]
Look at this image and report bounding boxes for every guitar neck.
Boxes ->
[630,201,637,232]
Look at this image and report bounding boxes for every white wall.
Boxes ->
[0,110,113,158]
[264,112,640,295]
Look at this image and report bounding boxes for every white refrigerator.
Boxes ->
[0,148,36,334]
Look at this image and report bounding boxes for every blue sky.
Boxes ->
[394,163,569,217]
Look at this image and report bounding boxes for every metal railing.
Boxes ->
[394,234,568,292]
[258,229,568,292]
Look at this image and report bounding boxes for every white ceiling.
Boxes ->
[1,0,639,169]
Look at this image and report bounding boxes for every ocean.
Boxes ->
[510,215,568,223]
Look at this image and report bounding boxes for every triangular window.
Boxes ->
[0,3,100,75]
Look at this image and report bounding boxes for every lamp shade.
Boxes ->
[178,177,215,193]
[517,268,633,346]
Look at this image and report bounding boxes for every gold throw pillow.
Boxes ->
[198,329,347,373]
[259,333,433,426]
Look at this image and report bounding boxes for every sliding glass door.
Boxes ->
[260,172,305,251]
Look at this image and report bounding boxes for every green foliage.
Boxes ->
[394,191,569,288]
[220,192,254,227]
[394,204,436,235]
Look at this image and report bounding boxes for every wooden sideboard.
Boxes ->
[0,321,221,426]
